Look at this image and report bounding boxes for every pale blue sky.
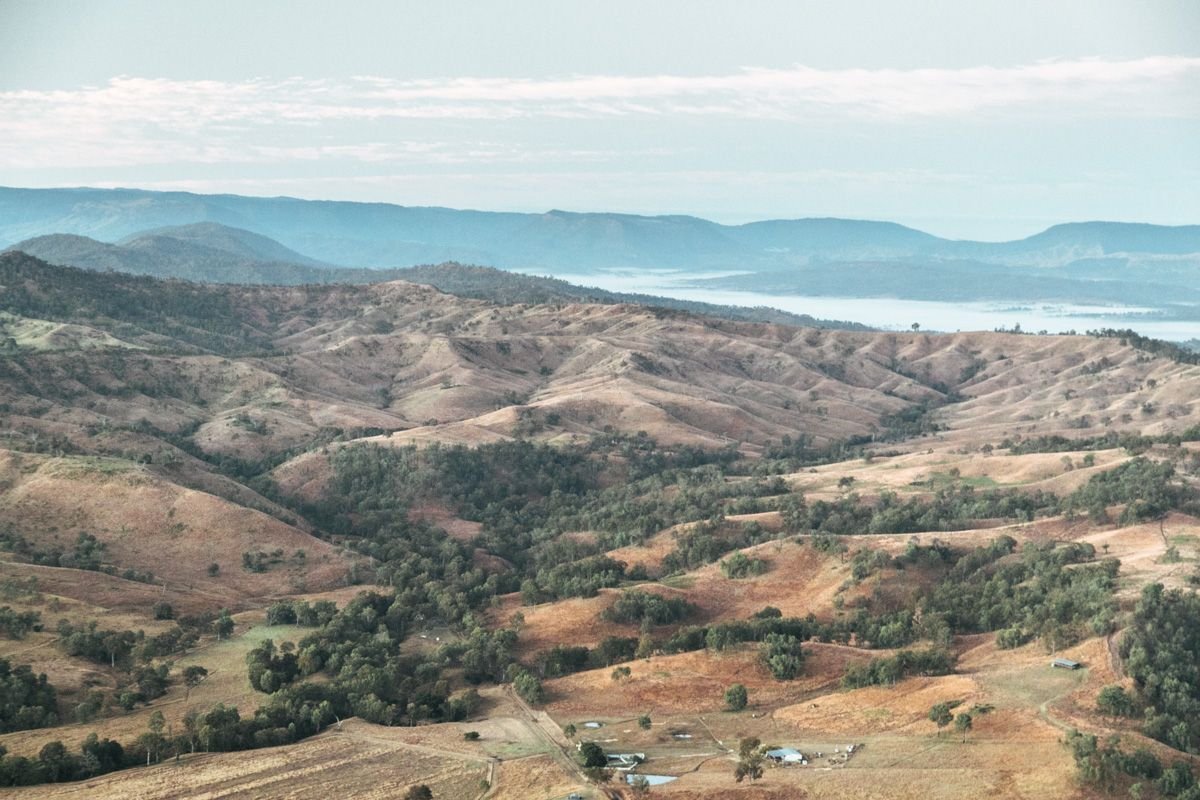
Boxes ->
[0,0,1197,239]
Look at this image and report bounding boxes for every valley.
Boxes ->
[0,254,1198,798]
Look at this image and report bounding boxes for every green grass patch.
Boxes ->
[979,664,1086,709]
[483,739,551,758]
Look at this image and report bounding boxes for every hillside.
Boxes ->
[0,254,1199,798]
[3,251,1197,469]
[6,232,865,329]
[120,222,328,266]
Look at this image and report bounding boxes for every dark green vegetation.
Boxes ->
[1059,580,1200,795]
[724,683,748,711]
[721,552,769,579]
[0,607,41,639]
[601,591,693,626]
[785,456,1197,538]
[0,657,58,733]
[1000,427,1200,456]
[0,531,155,585]
[842,648,957,689]
[1121,584,1200,753]
[1065,729,1200,799]
[760,633,804,680]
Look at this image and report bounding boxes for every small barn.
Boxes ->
[766,747,806,765]
[1051,658,1081,670]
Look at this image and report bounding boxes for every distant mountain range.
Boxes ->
[3,186,1198,271]
[1,185,1198,328]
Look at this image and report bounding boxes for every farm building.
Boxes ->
[606,753,645,771]
[766,747,807,765]
[1051,658,1081,670]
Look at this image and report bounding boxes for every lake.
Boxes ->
[530,268,1200,341]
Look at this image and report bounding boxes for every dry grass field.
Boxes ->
[9,719,489,800]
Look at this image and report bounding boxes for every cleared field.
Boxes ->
[8,719,488,800]
[547,643,870,718]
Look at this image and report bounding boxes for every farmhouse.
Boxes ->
[1051,658,1081,670]
[606,753,645,771]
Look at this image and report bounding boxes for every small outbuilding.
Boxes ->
[765,747,807,765]
[1051,658,1081,670]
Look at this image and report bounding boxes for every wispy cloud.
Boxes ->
[0,57,1197,169]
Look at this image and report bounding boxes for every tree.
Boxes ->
[579,741,607,768]
[954,712,972,740]
[513,671,544,705]
[761,633,804,680]
[73,690,103,723]
[266,602,298,626]
[638,714,651,730]
[213,610,234,641]
[724,683,748,711]
[152,601,174,620]
[403,786,433,800]
[636,632,654,659]
[1096,685,1137,717]
[563,723,576,739]
[734,737,765,783]
[183,665,209,700]
[929,702,953,734]
[629,774,651,795]
[38,741,69,782]
[206,563,220,577]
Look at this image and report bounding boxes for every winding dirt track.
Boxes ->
[505,686,619,800]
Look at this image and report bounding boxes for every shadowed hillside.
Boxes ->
[6,235,865,329]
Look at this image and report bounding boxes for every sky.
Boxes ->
[0,0,1197,240]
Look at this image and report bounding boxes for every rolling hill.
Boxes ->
[0,253,1199,798]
